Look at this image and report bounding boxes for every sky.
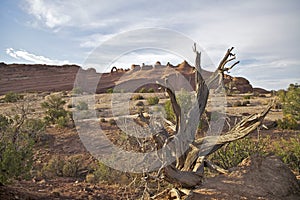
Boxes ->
[0,0,299,90]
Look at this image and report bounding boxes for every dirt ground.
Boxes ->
[0,92,299,199]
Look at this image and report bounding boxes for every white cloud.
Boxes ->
[25,0,71,28]
[80,33,117,48]
[6,48,70,65]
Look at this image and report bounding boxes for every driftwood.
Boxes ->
[147,44,273,197]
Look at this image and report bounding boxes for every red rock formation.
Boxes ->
[0,61,254,95]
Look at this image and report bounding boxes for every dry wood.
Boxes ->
[150,44,273,192]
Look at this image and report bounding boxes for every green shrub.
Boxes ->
[55,116,69,128]
[138,88,147,93]
[243,95,251,100]
[0,114,12,132]
[209,137,269,169]
[76,101,88,110]
[62,155,82,177]
[41,156,64,178]
[147,96,159,105]
[273,135,300,174]
[148,88,155,93]
[0,108,38,184]
[23,118,46,140]
[4,92,23,103]
[42,155,83,178]
[164,100,175,121]
[0,142,33,184]
[106,88,114,93]
[277,114,298,130]
[89,162,123,184]
[277,83,300,130]
[41,94,69,127]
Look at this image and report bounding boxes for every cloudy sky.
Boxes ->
[1,0,299,90]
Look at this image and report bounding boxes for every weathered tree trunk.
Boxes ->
[151,44,273,193]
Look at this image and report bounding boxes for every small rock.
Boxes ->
[84,186,93,193]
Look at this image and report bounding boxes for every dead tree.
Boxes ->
[148,44,272,197]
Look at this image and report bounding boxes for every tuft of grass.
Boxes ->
[209,137,269,169]
[147,96,159,105]
[273,135,300,174]
[4,92,23,103]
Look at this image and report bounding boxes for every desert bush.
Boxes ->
[41,94,69,127]
[0,114,12,132]
[0,142,33,183]
[42,155,83,178]
[88,162,124,184]
[164,100,175,121]
[23,118,46,140]
[62,155,83,177]
[243,95,251,100]
[55,116,69,128]
[4,92,23,103]
[41,156,65,178]
[132,94,144,100]
[76,101,88,110]
[273,135,300,174]
[147,96,159,105]
[277,114,298,130]
[276,83,300,130]
[0,103,43,184]
[106,88,114,93]
[148,88,155,93]
[209,137,269,169]
[138,87,147,93]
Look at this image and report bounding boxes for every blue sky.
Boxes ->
[0,0,299,90]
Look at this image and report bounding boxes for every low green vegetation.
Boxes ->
[277,83,299,130]
[138,87,147,93]
[209,137,269,169]
[148,88,155,93]
[4,92,23,103]
[147,96,159,105]
[41,155,83,178]
[41,94,70,127]
[106,88,114,93]
[273,136,300,174]
[0,101,45,184]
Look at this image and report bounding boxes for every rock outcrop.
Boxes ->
[0,61,254,95]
